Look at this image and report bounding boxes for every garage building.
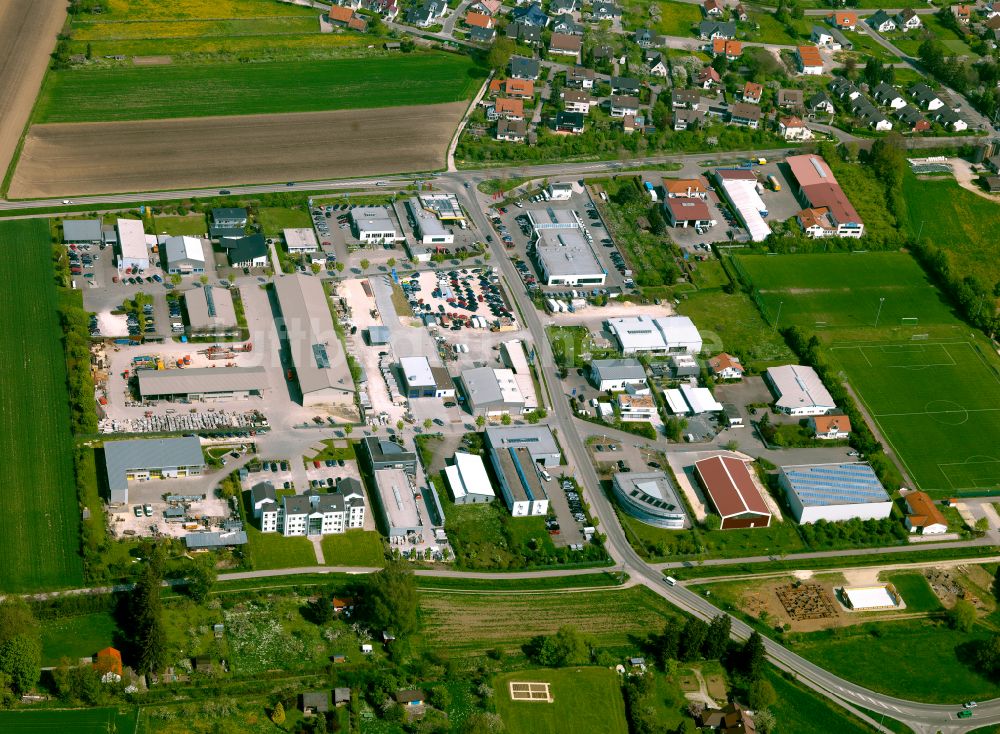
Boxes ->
[184,285,239,335]
[63,219,103,245]
[445,452,497,504]
[780,462,892,524]
[694,455,772,529]
[103,436,205,504]
[116,219,150,271]
[137,366,269,402]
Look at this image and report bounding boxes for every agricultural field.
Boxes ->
[0,708,138,734]
[92,0,320,20]
[34,54,483,123]
[416,587,679,657]
[494,668,629,734]
[0,1,67,184]
[10,102,467,198]
[0,220,84,592]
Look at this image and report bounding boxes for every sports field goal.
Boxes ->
[901,317,919,326]
[814,321,827,330]
[911,333,929,341]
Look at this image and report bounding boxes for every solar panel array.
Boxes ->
[783,463,889,507]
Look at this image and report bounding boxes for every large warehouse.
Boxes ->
[612,471,688,529]
[607,315,702,354]
[766,365,835,416]
[780,462,892,524]
[445,452,497,505]
[103,436,205,505]
[460,367,534,416]
[137,366,269,402]
[273,273,355,408]
[533,229,606,286]
[713,169,771,242]
[116,218,150,271]
[184,285,238,335]
[786,154,864,238]
[484,425,560,517]
[694,455,772,529]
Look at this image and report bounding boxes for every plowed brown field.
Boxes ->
[0,1,67,184]
[9,102,466,198]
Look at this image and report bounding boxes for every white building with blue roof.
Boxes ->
[779,462,893,524]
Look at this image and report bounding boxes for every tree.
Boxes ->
[462,712,506,734]
[272,701,286,725]
[0,599,40,696]
[741,631,767,681]
[344,424,353,437]
[475,415,486,429]
[702,615,731,660]
[748,677,776,710]
[976,635,1000,676]
[948,599,977,632]
[357,563,419,636]
[429,685,452,709]
[360,258,370,271]
[655,618,680,664]
[387,258,396,267]
[753,709,777,734]
[131,556,168,675]
[527,625,589,667]
[679,618,709,661]
[184,559,217,603]
[500,413,512,425]
[487,37,515,70]
[993,566,1000,603]
[423,418,433,430]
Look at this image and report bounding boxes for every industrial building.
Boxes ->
[445,452,497,504]
[63,219,103,245]
[840,585,900,611]
[103,436,205,505]
[185,530,247,549]
[712,169,771,242]
[398,356,455,399]
[116,219,150,271]
[284,228,319,253]
[163,236,206,275]
[526,207,581,232]
[786,154,864,237]
[779,462,892,524]
[137,366,269,402]
[351,206,399,243]
[460,366,535,416]
[607,315,702,354]
[372,467,442,539]
[418,193,466,222]
[674,383,723,415]
[694,455,772,529]
[589,359,647,391]
[362,437,417,473]
[612,471,688,529]
[407,198,454,245]
[184,285,239,336]
[766,365,835,416]
[273,273,355,408]
[533,228,606,286]
[484,425,559,516]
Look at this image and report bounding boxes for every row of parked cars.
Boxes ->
[68,244,98,278]
[562,479,588,524]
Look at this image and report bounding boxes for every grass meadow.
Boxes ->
[0,708,138,734]
[320,530,385,567]
[40,612,120,666]
[0,221,83,592]
[883,572,943,614]
[35,54,484,123]
[99,0,319,20]
[494,667,629,734]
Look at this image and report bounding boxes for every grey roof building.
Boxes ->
[210,208,247,238]
[184,285,238,335]
[484,425,561,467]
[137,366,269,402]
[469,25,496,42]
[63,219,103,244]
[362,436,417,472]
[534,228,606,286]
[367,325,391,345]
[185,530,248,549]
[104,436,205,504]
[460,367,528,415]
[611,76,641,95]
[589,359,647,390]
[509,55,540,80]
[612,471,688,529]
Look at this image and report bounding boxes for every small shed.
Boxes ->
[194,656,213,674]
[301,691,330,714]
[394,689,425,707]
[361,643,373,654]
[332,653,346,664]
[986,175,1000,193]
[334,687,352,707]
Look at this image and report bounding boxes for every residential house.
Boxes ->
[405,0,446,27]
[952,4,972,24]
[611,76,641,95]
[664,197,714,228]
[828,25,853,49]
[610,95,641,117]
[829,10,857,29]
[700,20,737,39]
[697,703,756,732]
[464,10,493,28]
[561,89,594,113]
[494,97,525,120]
[933,107,968,131]
[591,1,621,20]
[796,206,836,238]
[496,118,527,142]
[635,27,655,47]
[278,484,366,537]
[328,4,367,30]
[510,55,541,80]
[778,88,804,110]
[556,110,586,133]
[986,176,1000,193]
[506,20,542,43]
[566,66,596,88]
[663,178,707,198]
[987,1,1000,19]
[810,414,851,440]
[697,66,721,88]
[672,88,701,109]
[551,0,577,12]
[796,45,824,74]
[674,107,706,130]
[549,32,582,56]
[469,0,501,14]
[368,0,399,20]
[622,114,639,133]
[512,1,549,26]
[811,25,838,49]
[210,207,248,238]
[867,10,896,32]
[395,690,426,708]
[300,692,330,716]
[910,83,944,110]
[829,76,860,101]
[855,100,892,130]
[552,13,583,34]
[728,102,760,128]
[94,647,124,684]
[469,25,496,42]
[617,393,657,421]
[742,81,763,104]
[709,353,745,380]
[703,0,723,17]
[250,481,279,532]
[734,3,748,21]
[896,8,921,30]
[779,115,813,140]
[987,155,1000,173]
[505,78,535,98]
[712,38,742,59]
[648,53,668,77]
[808,91,835,114]
[895,104,931,132]
[226,233,268,268]
[872,82,906,109]
[904,491,948,535]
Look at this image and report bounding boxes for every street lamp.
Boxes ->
[874,297,886,329]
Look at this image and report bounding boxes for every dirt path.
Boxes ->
[0,1,67,189]
[684,668,720,708]
[948,157,1000,202]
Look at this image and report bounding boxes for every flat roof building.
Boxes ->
[418,193,465,222]
[534,229,606,286]
[607,315,702,354]
[373,467,437,539]
[284,228,319,253]
[362,436,417,473]
[490,444,550,516]
[406,197,454,245]
[399,356,448,398]
[137,366,269,402]
[184,285,238,335]
[352,207,398,243]
[273,273,355,408]
[713,170,771,242]
[103,436,205,505]
[695,455,772,529]
[116,219,149,271]
[445,452,497,504]
[780,462,892,524]
[163,236,206,275]
[589,358,647,391]
[527,206,580,231]
[460,367,533,416]
[766,365,835,416]
[63,219,103,244]
[484,425,561,467]
[612,471,688,529]
[185,530,247,549]
[841,585,900,611]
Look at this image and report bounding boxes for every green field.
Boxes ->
[40,612,120,666]
[244,526,317,569]
[0,221,83,592]
[495,668,629,734]
[35,53,484,123]
[676,289,794,366]
[884,572,942,613]
[320,530,385,567]
[768,670,878,734]
[151,213,208,237]
[257,206,312,236]
[0,707,138,733]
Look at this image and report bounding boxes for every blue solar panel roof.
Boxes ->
[781,463,889,507]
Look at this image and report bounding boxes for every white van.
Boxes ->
[664,576,677,587]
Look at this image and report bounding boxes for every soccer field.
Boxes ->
[830,340,1000,492]
[0,220,83,591]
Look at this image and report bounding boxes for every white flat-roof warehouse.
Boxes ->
[137,366,269,402]
[534,229,606,286]
[713,170,771,242]
[116,218,149,271]
[607,315,702,354]
[273,273,355,408]
[780,462,892,524]
[284,228,319,253]
[766,365,835,415]
[407,198,454,245]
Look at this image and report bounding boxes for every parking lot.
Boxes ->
[401,267,514,332]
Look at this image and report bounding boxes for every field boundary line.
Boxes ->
[838,379,919,490]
